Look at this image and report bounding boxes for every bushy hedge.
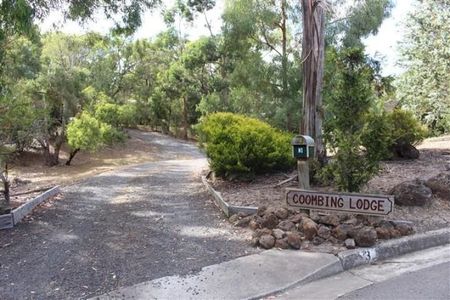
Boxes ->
[197,113,295,178]
[67,113,103,152]
[362,109,428,160]
[94,102,138,128]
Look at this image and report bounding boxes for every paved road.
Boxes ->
[0,131,255,299]
[339,262,450,300]
[273,244,450,300]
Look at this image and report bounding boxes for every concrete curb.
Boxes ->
[201,175,257,217]
[337,227,450,270]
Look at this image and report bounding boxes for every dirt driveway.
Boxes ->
[0,131,255,299]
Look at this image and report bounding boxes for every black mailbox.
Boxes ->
[291,135,315,159]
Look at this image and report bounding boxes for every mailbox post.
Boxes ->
[291,135,315,189]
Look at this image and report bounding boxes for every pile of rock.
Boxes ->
[229,206,414,250]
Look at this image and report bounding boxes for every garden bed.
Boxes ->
[209,138,450,234]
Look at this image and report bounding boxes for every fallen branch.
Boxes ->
[11,187,53,197]
[274,175,298,188]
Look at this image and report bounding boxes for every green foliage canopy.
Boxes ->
[396,0,450,134]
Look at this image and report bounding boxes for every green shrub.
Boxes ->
[67,113,103,152]
[197,113,295,178]
[95,102,121,127]
[321,47,382,192]
[118,103,138,128]
[361,109,428,160]
[320,133,379,192]
[100,123,126,145]
[361,111,395,161]
[95,102,139,128]
[388,109,428,146]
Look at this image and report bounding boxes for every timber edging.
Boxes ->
[201,175,257,217]
[0,186,61,230]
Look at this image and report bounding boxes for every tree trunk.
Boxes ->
[66,148,80,166]
[301,0,326,163]
[220,56,230,110]
[0,163,10,214]
[42,134,64,167]
[42,143,57,166]
[281,0,291,131]
[182,96,189,140]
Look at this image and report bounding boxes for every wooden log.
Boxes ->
[274,175,298,188]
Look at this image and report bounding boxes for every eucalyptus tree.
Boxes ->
[0,35,41,149]
[219,0,301,130]
[396,0,450,134]
[31,33,93,165]
[300,0,393,163]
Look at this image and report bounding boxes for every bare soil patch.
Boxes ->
[211,135,450,234]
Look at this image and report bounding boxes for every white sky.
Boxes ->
[363,0,416,75]
[39,0,414,76]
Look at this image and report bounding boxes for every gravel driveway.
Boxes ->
[0,131,255,299]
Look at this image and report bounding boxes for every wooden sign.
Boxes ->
[286,188,394,216]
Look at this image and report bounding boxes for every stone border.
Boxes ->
[0,186,61,230]
[337,227,450,270]
[201,175,257,217]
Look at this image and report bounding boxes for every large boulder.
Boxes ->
[390,179,432,206]
[390,220,415,236]
[259,234,275,249]
[275,237,290,249]
[287,232,302,249]
[425,172,450,200]
[317,225,331,239]
[318,214,340,227]
[333,224,355,241]
[272,228,285,240]
[278,220,295,231]
[235,216,252,227]
[375,220,395,240]
[275,207,289,219]
[300,217,318,240]
[252,228,272,239]
[288,213,303,224]
[344,238,356,249]
[261,213,279,229]
[354,227,378,247]
[393,142,420,159]
[375,227,391,240]
[257,206,267,217]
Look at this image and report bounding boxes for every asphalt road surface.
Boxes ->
[0,131,255,299]
[274,244,450,300]
[339,262,450,300]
